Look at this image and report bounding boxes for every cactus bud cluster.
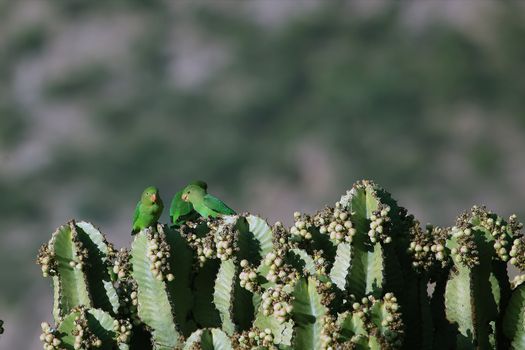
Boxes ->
[320,315,339,350]
[408,221,448,272]
[180,217,240,266]
[146,228,174,282]
[40,322,61,350]
[190,234,214,265]
[312,250,329,276]
[233,327,275,349]
[114,249,141,325]
[314,277,337,308]
[116,281,140,325]
[314,206,356,244]
[339,293,403,348]
[239,260,259,292]
[263,250,298,285]
[429,225,449,266]
[71,239,89,271]
[211,220,237,261]
[478,209,514,262]
[510,238,525,269]
[71,311,102,349]
[291,211,313,239]
[376,293,403,345]
[181,221,216,265]
[508,213,524,229]
[455,206,524,264]
[272,221,289,247]
[37,244,57,277]
[113,248,131,279]
[505,214,525,268]
[261,285,294,323]
[367,204,392,244]
[450,226,480,267]
[113,319,132,344]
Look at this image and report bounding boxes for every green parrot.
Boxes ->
[181,183,236,218]
[132,186,164,234]
[169,180,208,226]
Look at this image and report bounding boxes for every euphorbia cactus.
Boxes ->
[36,180,525,349]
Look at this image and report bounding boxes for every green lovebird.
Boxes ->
[169,180,208,226]
[132,186,164,234]
[181,183,236,218]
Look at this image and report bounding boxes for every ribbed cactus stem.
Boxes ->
[38,222,92,320]
[291,276,328,349]
[75,221,119,315]
[442,207,515,349]
[36,221,119,322]
[503,283,525,349]
[130,226,181,349]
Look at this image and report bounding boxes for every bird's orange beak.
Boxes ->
[182,193,188,202]
[150,193,157,202]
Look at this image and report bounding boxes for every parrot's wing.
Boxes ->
[132,201,140,225]
[203,194,236,215]
[169,190,192,224]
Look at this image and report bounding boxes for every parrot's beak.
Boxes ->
[150,194,157,202]
[182,193,188,202]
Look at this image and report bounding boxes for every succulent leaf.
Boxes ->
[52,222,92,319]
[503,284,525,349]
[244,215,274,259]
[344,183,386,297]
[292,277,327,350]
[130,229,180,349]
[329,243,351,290]
[75,221,119,315]
[443,211,511,349]
[163,225,196,336]
[214,259,236,335]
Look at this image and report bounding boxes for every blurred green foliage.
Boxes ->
[0,102,27,150]
[6,24,48,57]
[44,64,111,99]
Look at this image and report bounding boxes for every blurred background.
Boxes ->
[1,1,525,348]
